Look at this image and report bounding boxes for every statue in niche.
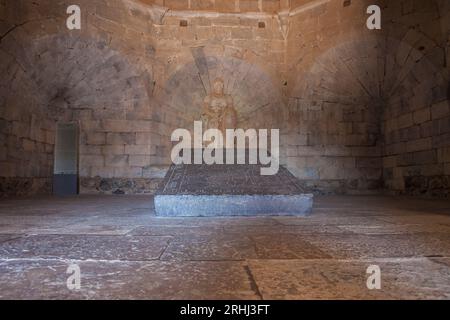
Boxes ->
[201,78,237,134]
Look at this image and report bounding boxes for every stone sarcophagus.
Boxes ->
[155,77,313,217]
[154,160,314,217]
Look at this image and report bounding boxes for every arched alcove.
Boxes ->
[157,55,285,132]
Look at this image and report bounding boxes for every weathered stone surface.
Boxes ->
[302,233,450,259]
[247,258,450,300]
[80,177,162,194]
[221,224,347,235]
[0,235,171,261]
[161,234,257,261]
[1,0,448,198]
[0,235,21,244]
[0,195,449,299]
[155,163,313,216]
[27,224,134,236]
[0,178,52,198]
[129,225,223,236]
[250,234,331,259]
[0,259,258,300]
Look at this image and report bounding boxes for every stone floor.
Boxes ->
[0,195,449,300]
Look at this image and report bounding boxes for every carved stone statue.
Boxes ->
[201,78,237,133]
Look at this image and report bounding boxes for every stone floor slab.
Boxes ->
[0,195,449,299]
[274,216,384,226]
[338,223,450,235]
[303,233,450,259]
[250,234,332,259]
[374,214,450,226]
[0,235,171,261]
[222,225,348,235]
[0,259,259,300]
[0,235,21,244]
[128,225,224,236]
[247,258,450,300]
[147,216,282,227]
[161,234,257,261]
[26,224,134,236]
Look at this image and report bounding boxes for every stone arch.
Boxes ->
[0,30,157,194]
[288,35,384,146]
[156,55,285,133]
[285,26,448,193]
[1,33,153,122]
[288,30,448,145]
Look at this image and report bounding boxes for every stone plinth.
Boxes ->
[155,163,313,216]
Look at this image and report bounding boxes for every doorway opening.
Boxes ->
[53,122,79,196]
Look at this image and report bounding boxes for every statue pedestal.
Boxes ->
[154,160,313,217]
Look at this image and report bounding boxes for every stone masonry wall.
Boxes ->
[1,0,449,197]
[1,0,166,195]
[139,0,288,13]
[284,0,384,194]
[150,8,286,133]
[0,0,287,196]
[0,0,58,196]
[284,0,449,197]
[382,0,450,197]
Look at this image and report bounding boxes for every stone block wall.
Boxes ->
[0,3,58,196]
[1,0,449,197]
[0,0,167,195]
[140,0,287,13]
[381,0,450,197]
[284,0,384,194]
[0,0,287,196]
[149,6,287,132]
[283,0,449,197]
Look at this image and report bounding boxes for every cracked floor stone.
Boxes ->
[0,195,449,299]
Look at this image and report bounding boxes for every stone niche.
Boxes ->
[159,53,284,133]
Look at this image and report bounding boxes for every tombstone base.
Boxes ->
[155,162,313,217]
